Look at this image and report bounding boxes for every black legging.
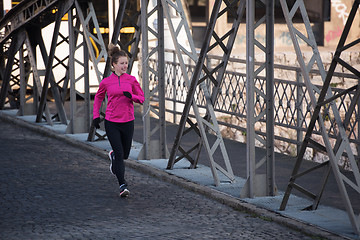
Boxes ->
[105,120,134,186]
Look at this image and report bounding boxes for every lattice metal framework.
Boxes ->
[0,0,74,125]
[0,0,106,133]
[1,1,359,234]
[279,0,360,235]
[35,1,72,125]
[0,32,27,111]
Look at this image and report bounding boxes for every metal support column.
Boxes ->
[18,46,26,116]
[241,0,276,198]
[68,9,77,134]
[138,0,169,159]
[265,0,275,197]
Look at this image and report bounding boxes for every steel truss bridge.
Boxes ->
[0,0,359,235]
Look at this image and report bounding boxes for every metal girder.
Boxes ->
[279,0,360,235]
[87,0,142,141]
[240,0,275,198]
[166,0,246,186]
[0,0,61,45]
[138,0,169,160]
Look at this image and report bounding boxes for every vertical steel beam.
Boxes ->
[241,0,275,198]
[265,0,275,196]
[245,0,256,197]
[296,70,303,155]
[157,0,167,159]
[138,0,169,159]
[18,46,26,116]
[83,36,91,133]
[140,0,151,158]
[68,8,76,134]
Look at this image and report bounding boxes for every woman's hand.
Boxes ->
[92,117,101,129]
[123,91,132,99]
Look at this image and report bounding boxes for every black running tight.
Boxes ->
[105,120,134,186]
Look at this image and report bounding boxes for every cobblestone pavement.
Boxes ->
[0,119,322,240]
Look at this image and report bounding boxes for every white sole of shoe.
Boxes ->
[108,151,114,175]
[120,189,130,197]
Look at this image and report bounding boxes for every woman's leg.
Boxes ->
[120,120,134,160]
[105,120,126,185]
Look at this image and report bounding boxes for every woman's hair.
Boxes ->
[108,43,127,66]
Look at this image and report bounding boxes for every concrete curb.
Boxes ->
[0,111,351,240]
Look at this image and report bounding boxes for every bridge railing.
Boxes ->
[147,49,359,166]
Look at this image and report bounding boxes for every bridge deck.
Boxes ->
[0,108,358,239]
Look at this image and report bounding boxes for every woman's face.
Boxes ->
[113,56,128,75]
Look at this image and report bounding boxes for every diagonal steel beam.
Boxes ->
[23,32,53,124]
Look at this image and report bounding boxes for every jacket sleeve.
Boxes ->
[131,77,145,104]
[93,81,106,119]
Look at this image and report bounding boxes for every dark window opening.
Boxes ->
[187,0,208,48]
[226,0,329,46]
[227,0,329,24]
[187,0,207,22]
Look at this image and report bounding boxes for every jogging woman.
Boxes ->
[92,44,144,197]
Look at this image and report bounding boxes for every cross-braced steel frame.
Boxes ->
[1,1,359,234]
[165,0,247,186]
[0,0,106,134]
[279,0,360,235]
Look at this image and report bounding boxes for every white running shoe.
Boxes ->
[119,184,130,197]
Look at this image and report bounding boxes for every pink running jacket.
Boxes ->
[93,72,145,123]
